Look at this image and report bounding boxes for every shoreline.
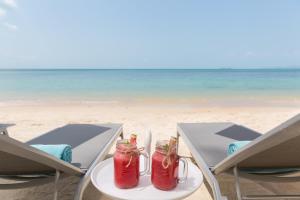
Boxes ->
[1,95,300,108]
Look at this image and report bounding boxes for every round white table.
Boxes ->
[91,157,203,200]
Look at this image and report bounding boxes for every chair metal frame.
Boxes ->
[177,129,227,200]
[233,166,300,200]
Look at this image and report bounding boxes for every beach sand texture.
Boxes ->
[1,100,300,200]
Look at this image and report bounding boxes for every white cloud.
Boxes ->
[3,0,17,8]
[0,7,6,17]
[3,0,18,8]
[3,22,18,30]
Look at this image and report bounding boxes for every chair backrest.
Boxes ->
[0,134,83,176]
[213,114,300,174]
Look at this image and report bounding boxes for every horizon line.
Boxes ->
[0,66,300,70]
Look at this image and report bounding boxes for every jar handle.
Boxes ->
[178,157,188,183]
[139,151,149,176]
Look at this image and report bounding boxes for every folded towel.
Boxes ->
[31,144,72,163]
[227,141,251,156]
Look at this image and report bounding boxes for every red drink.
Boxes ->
[114,140,140,188]
[151,138,188,191]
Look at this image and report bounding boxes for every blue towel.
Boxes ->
[227,141,251,156]
[31,144,72,163]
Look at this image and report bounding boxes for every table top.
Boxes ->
[91,157,203,200]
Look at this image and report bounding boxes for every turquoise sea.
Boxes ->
[0,69,300,101]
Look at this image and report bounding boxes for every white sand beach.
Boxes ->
[1,99,300,200]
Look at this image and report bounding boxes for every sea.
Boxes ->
[0,69,300,101]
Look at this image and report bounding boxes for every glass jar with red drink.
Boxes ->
[151,139,188,190]
[114,139,149,189]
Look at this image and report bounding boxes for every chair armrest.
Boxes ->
[177,125,226,200]
[0,128,9,136]
[0,123,14,136]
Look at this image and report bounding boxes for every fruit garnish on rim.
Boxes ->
[130,134,137,145]
[168,136,177,154]
[163,143,169,152]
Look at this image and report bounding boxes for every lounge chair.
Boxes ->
[0,124,123,200]
[177,114,300,200]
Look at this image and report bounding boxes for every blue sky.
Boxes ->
[0,0,300,68]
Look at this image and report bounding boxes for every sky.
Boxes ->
[0,0,300,69]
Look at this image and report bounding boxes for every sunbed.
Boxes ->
[0,123,123,200]
[177,114,300,200]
